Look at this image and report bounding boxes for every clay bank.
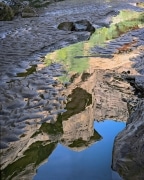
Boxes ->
[0,0,144,180]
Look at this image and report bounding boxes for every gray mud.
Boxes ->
[0,0,143,148]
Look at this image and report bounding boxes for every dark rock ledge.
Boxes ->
[112,75,144,180]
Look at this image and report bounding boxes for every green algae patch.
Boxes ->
[45,42,89,80]
[1,141,56,180]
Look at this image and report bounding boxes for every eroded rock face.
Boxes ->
[93,70,132,122]
[112,49,144,180]
[112,100,144,180]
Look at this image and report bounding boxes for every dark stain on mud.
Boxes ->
[16,65,37,77]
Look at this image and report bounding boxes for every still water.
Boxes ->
[1,1,143,180]
[34,120,125,180]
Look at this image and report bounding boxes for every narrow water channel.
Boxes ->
[33,120,125,180]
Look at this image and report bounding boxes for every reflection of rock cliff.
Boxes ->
[1,141,57,180]
[61,87,101,151]
[0,86,101,180]
[93,70,132,121]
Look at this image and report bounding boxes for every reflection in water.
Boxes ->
[1,142,57,180]
[33,120,125,180]
[61,87,92,120]
[0,8,143,180]
[0,86,101,180]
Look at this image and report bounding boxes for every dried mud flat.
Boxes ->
[0,0,144,180]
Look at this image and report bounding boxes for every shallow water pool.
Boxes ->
[33,120,125,180]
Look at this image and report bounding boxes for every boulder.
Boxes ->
[57,22,74,31]
[21,6,38,18]
[0,2,14,20]
[58,20,95,33]
[74,20,95,33]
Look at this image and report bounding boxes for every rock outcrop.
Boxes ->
[112,100,144,180]
[58,20,95,34]
[112,59,144,180]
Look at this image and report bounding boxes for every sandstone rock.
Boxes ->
[0,2,14,20]
[112,100,144,180]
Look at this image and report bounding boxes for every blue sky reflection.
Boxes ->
[34,120,125,180]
